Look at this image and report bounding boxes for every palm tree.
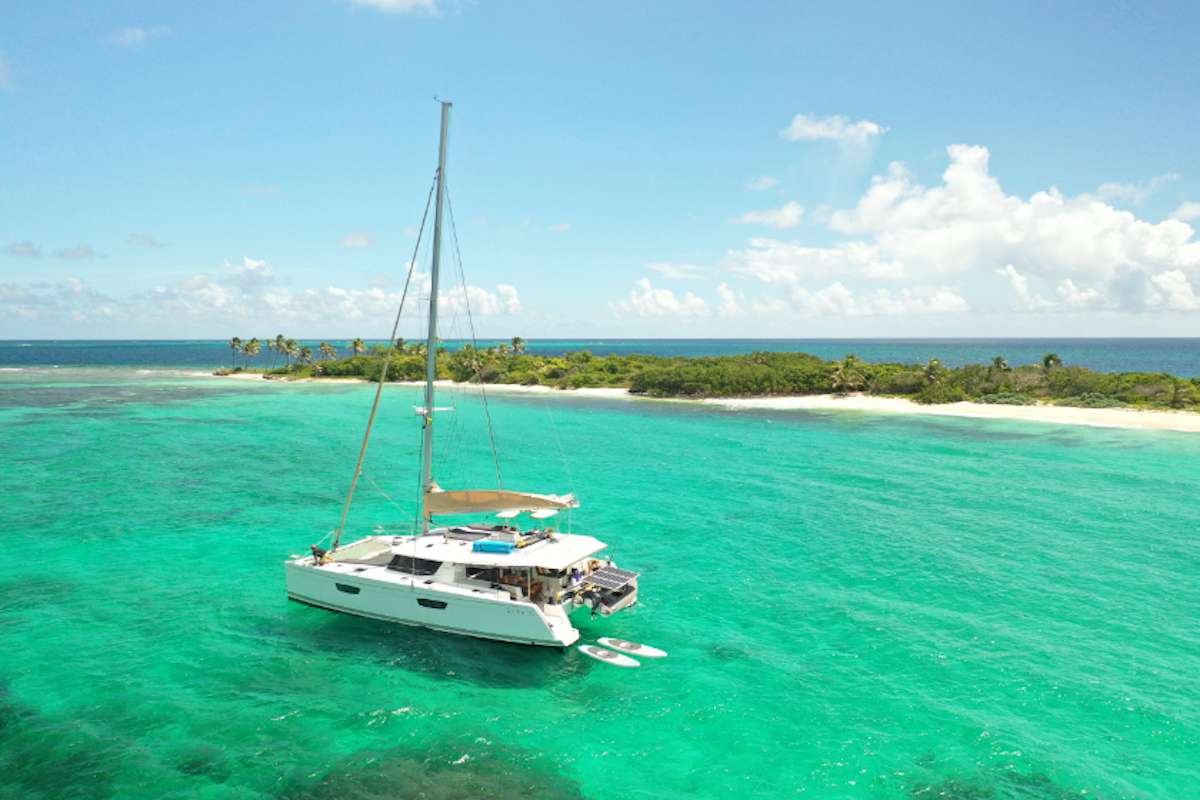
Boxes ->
[244,337,262,366]
[923,358,945,386]
[272,334,285,369]
[1042,353,1062,372]
[300,346,314,366]
[229,337,242,368]
[991,356,1009,372]
[831,354,864,394]
[350,338,366,356]
[511,336,527,354]
[319,342,337,361]
[284,338,299,367]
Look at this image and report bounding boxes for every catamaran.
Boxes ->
[284,102,639,647]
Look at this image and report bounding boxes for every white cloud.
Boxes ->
[772,281,968,317]
[737,201,805,230]
[1170,202,1200,222]
[730,238,904,281]
[715,283,745,317]
[230,255,274,284]
[783,144,1200,315]
[611,278,709,317]
[724,144,1200,319]
[746,176,780,191]
[1055,278,1104,309]
[401,226,419,237]
[548,222,571,233]
[648,262,706,280]
[347,0,438,13]
[781,114,886,145]
[1094,173,1179,205]
[110,26,171,47]
[55,245,100,260]
[0,277,117,323]
[4,241,41,258]
[340,231,372,248]
[1,256,524,334]
[1147,269,1200,311]
[128,233,166,248]
[996,264,1052,311]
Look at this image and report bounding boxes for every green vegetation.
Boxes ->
[217,340,1200,412]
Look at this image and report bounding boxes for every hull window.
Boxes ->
[388,555,442,576]
[417,598,447,610]
[335,583,361,595]
[466,566,500,582]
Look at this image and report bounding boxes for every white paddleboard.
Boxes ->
[598,637,668,658]
[578,644,640,668]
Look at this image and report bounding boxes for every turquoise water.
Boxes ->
[2,367,1198,799]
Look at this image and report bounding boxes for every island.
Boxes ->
[213,336,1200,413]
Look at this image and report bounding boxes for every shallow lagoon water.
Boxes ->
[1,367,1198,798]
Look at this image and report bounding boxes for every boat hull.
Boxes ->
[284,561,578,647]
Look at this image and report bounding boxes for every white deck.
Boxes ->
[355,530,609,570]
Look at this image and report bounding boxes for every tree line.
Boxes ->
[225,336,371,370]
[218,339,1200,411]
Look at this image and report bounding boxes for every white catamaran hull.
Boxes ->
[285,561,579,647]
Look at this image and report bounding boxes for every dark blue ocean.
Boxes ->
[0,338,1197,375]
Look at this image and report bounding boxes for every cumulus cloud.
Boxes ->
[746,176,780,191]
[1094,173,1179,205]
[1171,202,1200,222]
[996,264,1052,311]
[648,262,706,280]
[1146,269,1200,311]
[347,0,438,13]
[777,282,968,317]
[761,144,1200,315]
[0,277,116,323]
[721,144,1200,319]
[715,283,745,317]
[610,278,709,317]
[110,26,171,46]
[0,257,520,332]
[340,231,371,248]
[4,241,41,258]
[737,201,805,230]
[781,114,886,145]
[730,238,904,281]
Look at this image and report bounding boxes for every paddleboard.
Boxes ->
[598,637,668,658]
[578,644,639,668]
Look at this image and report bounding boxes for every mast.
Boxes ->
[420,100,451,533]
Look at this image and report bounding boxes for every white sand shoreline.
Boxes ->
[203,372,1200,433]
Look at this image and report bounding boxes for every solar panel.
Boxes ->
[587,565,639,591]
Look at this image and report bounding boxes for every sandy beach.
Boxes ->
[204,372,1200,433]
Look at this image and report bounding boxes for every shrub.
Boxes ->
[977,393,1035,405]
[913,382,968,405]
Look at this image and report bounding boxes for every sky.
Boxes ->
[2,0,1200,339]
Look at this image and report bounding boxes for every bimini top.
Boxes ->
[425,486,579,516]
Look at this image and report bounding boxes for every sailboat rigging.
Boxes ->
[284,102,640,647]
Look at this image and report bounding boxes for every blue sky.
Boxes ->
[3,0,1200,339]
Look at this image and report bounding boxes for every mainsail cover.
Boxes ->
[424,487,579,516]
